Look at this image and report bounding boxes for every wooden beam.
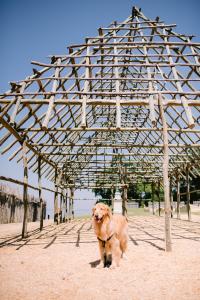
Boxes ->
[113,27,121,129]
[0,175,61,194]
[158,93,172,252]
[42,58,61,130]
[81,43,90,127]
[0,115,56,169]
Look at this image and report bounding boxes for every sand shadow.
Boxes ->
[89,259,101,268]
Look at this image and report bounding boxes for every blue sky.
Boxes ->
[1,0,199,92]
[0,0,200,216]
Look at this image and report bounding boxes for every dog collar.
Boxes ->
[97,233,114,248]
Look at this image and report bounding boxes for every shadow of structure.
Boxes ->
[0,217,200,252]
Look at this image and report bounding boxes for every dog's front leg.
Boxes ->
[97,240,105,268]
[105,243,112,268]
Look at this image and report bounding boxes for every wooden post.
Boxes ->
[22,141,28,238]
[59,190,63,223]
[186,165,191,221]
[170,178,174,218]
[111,186,114,213]
[68,187,73,221]
[71,187,75,219]
[38,156,43,231]
[157,181,161,216]
[65,189,68,222]
[122,185,128,217]
[151,182,155,215]
[62,189,66,222]
[158,93,172,252]
[54,169,58,224]
[176,172,181,219]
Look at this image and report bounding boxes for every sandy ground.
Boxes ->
[0,215,200,300]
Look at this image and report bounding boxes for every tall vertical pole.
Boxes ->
[111,186,114,213]
[71,187,75,220]
[68,187,72,221]
[176,172,181,219]
[22,141,28,238]
[151,182,155,215]
[122,184,128,217]
[60,190,63,223]
[62,189,66,222]
[186,164,191,221]
[170,177,174,218]
[38,156,43,231]
[54,168,58,224]
[157,181,161,216]
[159,93,172,252]
[65,188,68,222]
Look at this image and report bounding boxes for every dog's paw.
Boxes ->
[96,262,104,269]
[122,253,128,260]
[110,262,119,270]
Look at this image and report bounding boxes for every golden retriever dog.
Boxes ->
[92,202,128,268]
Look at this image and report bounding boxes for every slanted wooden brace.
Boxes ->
[162,28,195,129]
[42,58,61,130]
[135,15,156,126]
[10,82,27,126]
[113,24,121,130]
[81,40,90,128]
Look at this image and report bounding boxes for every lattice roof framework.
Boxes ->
[0,6,200,190]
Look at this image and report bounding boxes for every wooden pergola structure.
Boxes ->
[0,7,200,251]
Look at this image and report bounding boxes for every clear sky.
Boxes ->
[0,0,200,216]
